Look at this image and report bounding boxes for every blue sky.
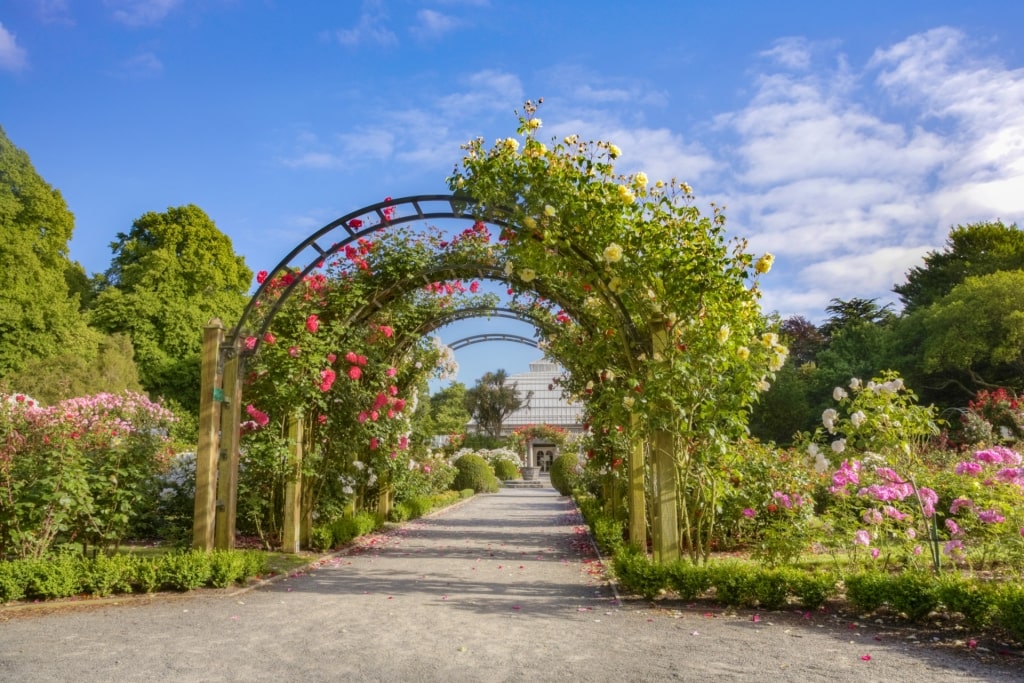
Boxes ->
[3,1,1024,387]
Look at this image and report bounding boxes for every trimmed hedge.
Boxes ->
[0,549,268,602]
[452,454,499,493]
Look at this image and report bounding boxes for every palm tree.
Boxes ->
[464,369,532,438]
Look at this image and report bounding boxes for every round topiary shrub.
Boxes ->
[549,453,579,495]
[452,453,500,493]
[492,458,521,481]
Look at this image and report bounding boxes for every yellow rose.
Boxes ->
[527,117,542,129]
[717,324,731,344]
[635,172,648,187]
[522,216,537,230]
[520,268,536,283]
[608,144,621,159]
[608,276,623,293]
[502,137,519,152]
[617,185,635,204]
[603,243,623,264]
[755,253,774,274]
[544,205,557,217]
[737,346,750,361]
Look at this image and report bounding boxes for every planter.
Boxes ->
[521,466,541,481]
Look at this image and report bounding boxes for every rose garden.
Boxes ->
[1,103,1023,651]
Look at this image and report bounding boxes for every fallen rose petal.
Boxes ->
[860,655,871,661]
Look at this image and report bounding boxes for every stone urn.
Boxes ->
[521,466,541,481]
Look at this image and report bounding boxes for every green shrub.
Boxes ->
[452,454,499,493]
[592,516,625,555]
[240,550,268,579]
[612,547,668,600]
[492,459,521,481]
[549,454,579,496]
[159,550,211,591]
[310,525,335,552]
[389,503,411,523]
[132,555,161,593]
[887,571,940,622]
[747,567,793,610]
[995,583,1024,643]
[937,574,1000,629]
[0,560,27,602]
[408,496,433,519]
[843,570,891,614]
[709,562,758,608]
[788,570,838,610]
[24,555,82,599]
[208,550,247,588]
[82,553,135,597]
[432,490,460,507]
[459,488,475,499]
[666,561,712,601]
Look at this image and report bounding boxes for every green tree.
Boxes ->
[913,270,1024,400]
[895,221,1024,313]
[89,204,252,413]
[0,126,93,377]
[464,370,530,438]
[430,381,471,435]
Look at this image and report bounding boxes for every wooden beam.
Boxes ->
[282,414,304,554]
[214,336,242,550]
[627,415,647,552]
[192,318,223,551]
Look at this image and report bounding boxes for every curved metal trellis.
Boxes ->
[448,333,539,350]
[195,194,646,552]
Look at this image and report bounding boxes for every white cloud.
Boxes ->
[712,28,1024,319]
[279,151,345,170]
[105,0,182,27]
[334,1,398,47]
[437,70,524,114]
[0,22,28,72]
[413,9,460,40]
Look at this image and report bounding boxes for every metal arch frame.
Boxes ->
[197,194,644,552]
[448,333,539,350]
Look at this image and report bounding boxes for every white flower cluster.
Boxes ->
[430,336,459,380]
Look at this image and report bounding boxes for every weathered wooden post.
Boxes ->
[193,318,224,551]
[628,414,647,551]
[282,413,304,553]
[214,334,242,550]
[649,316,679,563]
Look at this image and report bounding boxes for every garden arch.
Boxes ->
[193,195,647,552]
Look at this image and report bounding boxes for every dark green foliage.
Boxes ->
[0,560,28,601]
[549,453,579,496]
[591,516,625,555]
[492,459,521,481]
[843,570,892,614]
[330,511,382,546]
[23,555,82,599]
[452,454,499,493]
[463,370,529,438]
[208,550,247,588]
[407,496,433,518]
[158,550,212,591]
[81,553,135,597]
[887,571,940,621]
[389,504,411,523]
[937,573,1000,628]
[708,562,758,607]
[132,556,161,593]
[665,561,712,601]
[0,126,94,377]
[89,204,252,414]
[747,567,794,610]
[995,583,1024,643]
[459,488,475,499]
[612,547,668,600]
[788,571,838,610]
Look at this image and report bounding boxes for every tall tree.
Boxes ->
[464,370,530,438]
[820,297,894,338]
[779,315,825,367]
[0,126,92,377]
[430,381,471,435]
[895,221,1024,313]
[89,204,252,413]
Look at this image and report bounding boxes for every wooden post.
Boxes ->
[628,414,647,552]
[193,318,224,551]
[282,413,304,553]
[649,315,680,563]
[214,335,242,550]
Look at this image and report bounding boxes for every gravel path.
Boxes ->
[1,488,1021,682]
